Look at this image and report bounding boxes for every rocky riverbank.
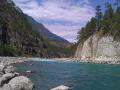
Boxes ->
[74,34,120,64]
[0,57,34,90]
[73,58,120,64]
[54,58,120,64]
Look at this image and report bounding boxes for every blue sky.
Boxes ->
[13,0,115,42]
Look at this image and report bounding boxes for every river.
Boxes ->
[15,58,120,90]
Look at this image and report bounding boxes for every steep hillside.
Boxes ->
[26,15,70,44]
[75,3,120,61]
[0,0,43,56]
[0,0,72,57]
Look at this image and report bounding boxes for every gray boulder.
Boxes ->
[0,62,5,72]
[2,84,12,90]
[8,76,34,90]
[0,73,16,86]
[0,72,4,77]
[4,66,16,74]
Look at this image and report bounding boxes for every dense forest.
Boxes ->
[0,0,73,57]
[77,0,120,44]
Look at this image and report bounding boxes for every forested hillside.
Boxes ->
[0,0,72,57]
[74,0,120,59]
[77,1,120,44]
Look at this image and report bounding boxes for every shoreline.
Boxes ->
[0,57,32,66]
[0,57,34,90]
[54,58,120,64]
[1,56,120,66]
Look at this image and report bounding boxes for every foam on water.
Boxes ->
[32,58,56,62]
[31,58,74,63]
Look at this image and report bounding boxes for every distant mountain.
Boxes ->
[26,15,70,44]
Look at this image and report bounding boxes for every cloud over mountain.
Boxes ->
[13,0,95,42]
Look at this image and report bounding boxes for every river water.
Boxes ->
[15,58,120,90]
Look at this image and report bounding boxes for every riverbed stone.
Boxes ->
[2,84,12,90]
[0,73,16,86]
[0,57,33,90]
[4,66,16,74]
[0,62,5,72]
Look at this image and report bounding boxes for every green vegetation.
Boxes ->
[77,18,96,43]
[0,0,42,56]
[0,45,23,56]
[47,44,72,58]
[0,0,72,57]
[77,0,120,43]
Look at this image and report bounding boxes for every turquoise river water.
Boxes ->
[15,58,120,90]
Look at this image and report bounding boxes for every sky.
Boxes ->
[13,0,115,42]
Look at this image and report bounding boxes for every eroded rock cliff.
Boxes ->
[75,34,120,61]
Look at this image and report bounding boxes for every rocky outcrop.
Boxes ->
[0,57,34,90]
[75,34,120,62]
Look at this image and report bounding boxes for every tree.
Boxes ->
[77,18,96,42]
[104,3,114,20]
[96,5,102,30]
[101,3,114,34]
[110,6,120,39]
[114,0,120,8]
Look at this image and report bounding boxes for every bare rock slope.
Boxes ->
[75,34,120,62]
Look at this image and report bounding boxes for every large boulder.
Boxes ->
[8,76,34,90]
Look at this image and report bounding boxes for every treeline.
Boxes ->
[77,0,120,43]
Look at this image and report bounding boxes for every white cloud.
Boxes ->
[45,24,80,42]
[13,0,95,42]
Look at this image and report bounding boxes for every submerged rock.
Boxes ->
[51,85,70,90]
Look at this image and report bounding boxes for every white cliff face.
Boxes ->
[75,34,120,61]
[80,36,93,60]
[74,43,83,58]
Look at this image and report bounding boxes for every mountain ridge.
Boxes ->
[26,15,70,44]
